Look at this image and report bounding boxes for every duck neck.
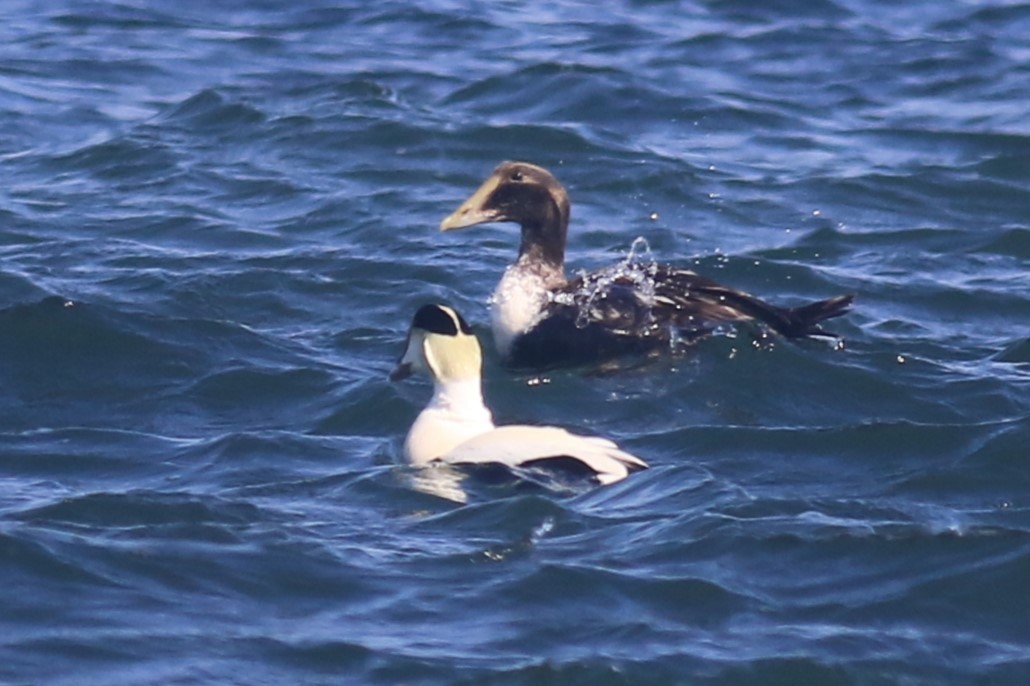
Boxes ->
[516,204,567,283]
[428,377,493,425]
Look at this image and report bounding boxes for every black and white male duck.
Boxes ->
[390,304,648,485]
[440,161,854,369]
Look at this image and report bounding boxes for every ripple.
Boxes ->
[2,1,1029,684]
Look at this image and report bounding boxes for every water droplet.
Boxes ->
[565,238,660,331]
[530,517,555,543]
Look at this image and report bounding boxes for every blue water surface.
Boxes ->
[1,1,1029,684]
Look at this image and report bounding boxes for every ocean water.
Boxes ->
[2,1,1029,684]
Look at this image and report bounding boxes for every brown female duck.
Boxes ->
[441,161,853,369]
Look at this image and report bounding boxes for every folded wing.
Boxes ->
[442,425,648,485]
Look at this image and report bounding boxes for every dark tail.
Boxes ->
[634,266,854,341]
[687,284,855,339]
[779,294,855,338]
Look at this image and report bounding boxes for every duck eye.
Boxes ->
[510,170,524,182]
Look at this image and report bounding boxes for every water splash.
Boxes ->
[553,237,661,332]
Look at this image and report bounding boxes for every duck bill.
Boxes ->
[440,177,503,231]
[389,331,423,381]
[388,361,413,382]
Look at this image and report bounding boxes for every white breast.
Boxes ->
[489,264,551,356]
[404,379,495,466]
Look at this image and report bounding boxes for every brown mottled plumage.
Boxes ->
[441,161,854,369]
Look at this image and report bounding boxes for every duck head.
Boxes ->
[390,304,482,383]
[440,161,570,272]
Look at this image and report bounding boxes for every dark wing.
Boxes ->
[646,265,854,338]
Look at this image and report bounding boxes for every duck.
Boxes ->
[390,303,648,485]
[440,161,854,369]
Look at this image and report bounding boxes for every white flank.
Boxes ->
[444,425,647,485]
